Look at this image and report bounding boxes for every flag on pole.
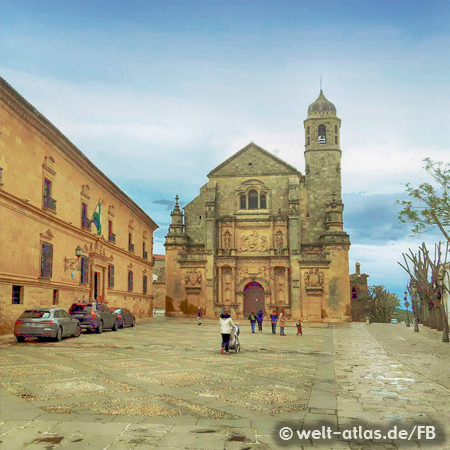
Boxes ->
[91,201,102,235]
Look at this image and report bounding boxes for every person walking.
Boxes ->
[296,319,303,335]
[256,309,264,332]
[219,310,235,355]
[270,310,277,334]
[248,311,257,333]
[279,309,286,336]
[197,307,203,325]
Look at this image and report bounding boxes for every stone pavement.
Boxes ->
[0,318,449,449]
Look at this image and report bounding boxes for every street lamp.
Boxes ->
[404,291,410,328]
[64,246,84,271]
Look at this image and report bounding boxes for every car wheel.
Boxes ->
[55,326,63,342]
[16,336,25,343]
[131,318,136,327]
[112,320,118,331]
[74,324,82,338]
[96,321,103,334]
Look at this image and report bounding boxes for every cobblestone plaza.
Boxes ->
[0,318,449,449]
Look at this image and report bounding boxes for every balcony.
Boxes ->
[82,218,91,230]
[129,243,135,252]
[109,233,116,243]
[43,196,57,212]
[143,251,148,260]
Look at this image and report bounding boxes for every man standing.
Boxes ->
[270,310,277,334]
[279,309,286,336]
[197,307,203,325]
[256,310,264,332]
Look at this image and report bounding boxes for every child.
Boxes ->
[296,319,303,335]
[197,307,203,325]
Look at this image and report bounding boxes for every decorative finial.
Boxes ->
[319,74,323,93]
[173,195,180,212]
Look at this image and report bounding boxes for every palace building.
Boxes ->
[0,77,158,333]
[165,90,351,321]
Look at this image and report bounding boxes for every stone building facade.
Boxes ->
[0,77,158,334]
[165,91,351,321]
[350,262,370,322]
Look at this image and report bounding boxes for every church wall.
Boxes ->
[183,193,205,243]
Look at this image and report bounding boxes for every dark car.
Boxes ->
[69,302,118,333]
[14,308,81,342]
[109,308,136,328]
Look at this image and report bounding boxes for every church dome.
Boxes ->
[308,90,336,115]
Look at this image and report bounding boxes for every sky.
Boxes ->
[1,0,450,302]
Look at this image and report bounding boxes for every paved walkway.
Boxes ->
[0,319,449,449]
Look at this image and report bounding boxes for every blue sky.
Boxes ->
[2,0,450,301]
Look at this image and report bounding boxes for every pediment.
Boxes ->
[208,142,300,178]
[40,229,54,241]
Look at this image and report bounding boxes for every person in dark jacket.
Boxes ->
[270,310,277,334]
[256,310,264,332]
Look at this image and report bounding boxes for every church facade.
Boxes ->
[165,91,351,322]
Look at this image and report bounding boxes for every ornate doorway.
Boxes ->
[243,282,265,316]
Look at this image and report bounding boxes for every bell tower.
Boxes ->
[303,90,343,241]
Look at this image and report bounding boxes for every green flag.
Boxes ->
[91,201,102,235]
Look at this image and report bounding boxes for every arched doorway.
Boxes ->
[244,282,265,316]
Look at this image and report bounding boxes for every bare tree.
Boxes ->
[399,242,449,343]
[368,285,400,323]
[396,158,450,242]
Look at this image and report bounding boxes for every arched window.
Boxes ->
[318,124,326,144]
[307,126,310,135]
[260,194,267,209]
[248,190,258,209]
[240,194,246,210]
[307,136,310,145]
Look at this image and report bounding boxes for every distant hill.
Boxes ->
[390,308,412,323]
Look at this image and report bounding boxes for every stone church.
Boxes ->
[165,90,351,322]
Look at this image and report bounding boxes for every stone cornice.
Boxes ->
[0,76,158,231]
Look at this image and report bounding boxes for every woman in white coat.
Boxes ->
[219,310,236,355]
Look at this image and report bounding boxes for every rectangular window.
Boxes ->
[52,289,59,305]
[108,264,115,288]
[143,242,148,260]
[108,220,116,243]
[143,275,148,295]
[128,270,133,291]
[128,233,134,252]
[43,179,56,211]
[12,286,23,304]
[80,256,89,284]
[40,242,53,278]
[81,203,90,228]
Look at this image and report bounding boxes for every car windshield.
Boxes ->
[69,304,91,313]
[113,309,121,313]
[21,310,51,319]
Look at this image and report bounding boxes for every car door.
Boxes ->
[99,303,114,328]
[61,310,77,334]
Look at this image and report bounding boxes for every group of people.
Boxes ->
[248,309,302,336]
[197,306,303,355]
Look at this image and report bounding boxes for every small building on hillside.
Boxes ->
[0,77,158,333]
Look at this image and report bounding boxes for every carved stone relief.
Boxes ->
[239,229,268,252]
[185,269,202,286]
[304,268,324,288]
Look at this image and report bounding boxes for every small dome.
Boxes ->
[308,90,336,115]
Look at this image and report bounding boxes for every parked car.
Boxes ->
[69,302,118,333]
[390,319,398,324]
[109,308,136,328]
[14,308,81,342]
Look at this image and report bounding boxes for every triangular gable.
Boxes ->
[208,142,300,178]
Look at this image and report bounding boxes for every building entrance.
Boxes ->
[243,282,265,316]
